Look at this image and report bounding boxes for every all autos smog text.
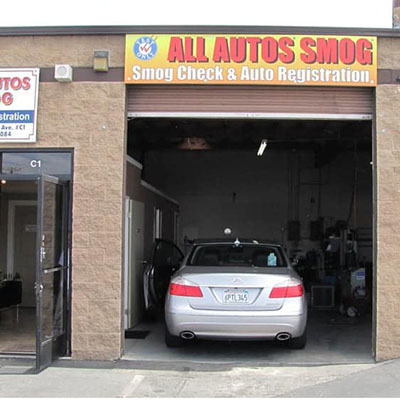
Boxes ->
[125,34,377,86]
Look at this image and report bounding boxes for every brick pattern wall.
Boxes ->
[0,33,399,362]
[0,35,125,68]
[378,37,400,69]
[375,83,400,360]
[1,81,126,360]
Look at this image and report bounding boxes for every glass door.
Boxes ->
[35,174,69,372]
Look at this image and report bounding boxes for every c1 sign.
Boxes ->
[125,34,377,86]
[0,68,40,143]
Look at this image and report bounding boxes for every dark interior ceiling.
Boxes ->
[127,118,372,159]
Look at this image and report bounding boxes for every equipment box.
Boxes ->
[311,285,335,308]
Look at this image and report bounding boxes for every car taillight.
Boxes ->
[269,280,303,298]
[170,282,203,297]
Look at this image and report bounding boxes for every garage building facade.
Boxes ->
[0,26,399,365]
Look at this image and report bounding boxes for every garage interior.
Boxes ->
[123,115,374,364]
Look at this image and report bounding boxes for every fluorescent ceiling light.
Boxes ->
[257,139,268,156]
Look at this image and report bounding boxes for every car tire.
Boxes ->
[287,330,307,349]
[165,329,184,347]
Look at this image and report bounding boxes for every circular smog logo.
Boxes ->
[133,36,158,60]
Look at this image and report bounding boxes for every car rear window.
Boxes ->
[188,244,287,267]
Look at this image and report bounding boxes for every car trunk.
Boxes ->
[180,266,294,311]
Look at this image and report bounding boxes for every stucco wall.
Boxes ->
[375,84,400,361]
[0,32,399,362]
[0,34,127,360]
[0,35,125,68]
[1,75,126,359]
[374,36,400,360]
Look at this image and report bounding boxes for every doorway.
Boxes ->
[0,150,73,372]
[124,116,374,364]
[0,182,37,354]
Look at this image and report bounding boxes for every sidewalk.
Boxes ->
[1,357,399,397]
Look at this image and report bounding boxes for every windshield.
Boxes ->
[188,244,287,267]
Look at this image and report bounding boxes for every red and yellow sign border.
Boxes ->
[125,34,377,87]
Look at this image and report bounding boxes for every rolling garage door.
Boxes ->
[127,85,373,120]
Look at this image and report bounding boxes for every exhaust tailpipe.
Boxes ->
[276,332,291,341]
[180,331,195,340]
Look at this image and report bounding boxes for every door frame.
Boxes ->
[124,198,146,330]
[35,174,70,371]
[0,148,74,366]
[6,200,37,280]
[124,197,132,330]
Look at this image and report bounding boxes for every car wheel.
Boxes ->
[165,329,184,347]
[287,331,307,349]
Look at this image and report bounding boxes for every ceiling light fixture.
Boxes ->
[257,139,268,156]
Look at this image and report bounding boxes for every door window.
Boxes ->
[154,240,183,268]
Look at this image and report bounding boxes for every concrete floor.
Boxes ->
[1,360,391,398]
[123,308,373,365]
[0,308,35,354]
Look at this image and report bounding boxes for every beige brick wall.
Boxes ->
[378,37,400,69]
[375,82,400,361]
[1,33,400,362]
[0,33,127,360]
[375,37,400,361]
[1,80,126,360]
[0,35,125,67]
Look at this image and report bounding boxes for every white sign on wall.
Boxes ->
[0,68,40,143]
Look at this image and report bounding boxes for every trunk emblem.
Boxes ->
[232,278,242,284]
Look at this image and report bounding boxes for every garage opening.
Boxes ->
[123,113,373,364]
[126,118,373,362]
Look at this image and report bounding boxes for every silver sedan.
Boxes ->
[164,239,307,349]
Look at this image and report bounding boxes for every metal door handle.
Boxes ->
[40,247,46,262]
[34,282,43,296]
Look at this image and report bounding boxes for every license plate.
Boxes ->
[223,289,249,303]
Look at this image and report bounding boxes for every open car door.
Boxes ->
[144,239,183,310]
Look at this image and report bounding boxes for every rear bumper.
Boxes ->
[165,308,307,340]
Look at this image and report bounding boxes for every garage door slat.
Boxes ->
[127,85,373,117]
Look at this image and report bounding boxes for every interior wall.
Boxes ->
[145,149,288,245]
[125,161,179,261]
[125,160,180,327]
[144,148,372,261]
[0,192,36,280]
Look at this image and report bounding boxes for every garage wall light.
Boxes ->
[93,50,110,72]
[257,139,268,156]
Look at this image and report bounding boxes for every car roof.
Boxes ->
[190,238,282,247]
